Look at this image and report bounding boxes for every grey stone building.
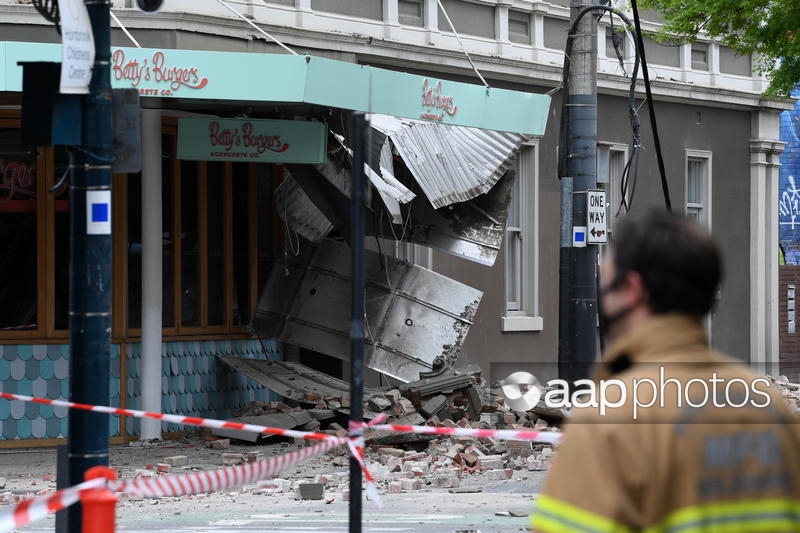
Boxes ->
[0,0,789,444]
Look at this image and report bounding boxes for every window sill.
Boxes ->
[501,315,543,332]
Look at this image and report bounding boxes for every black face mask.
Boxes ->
[598,272,634,340]
[598,303,635,340]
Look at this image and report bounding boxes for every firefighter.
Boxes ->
[531,209,800,533]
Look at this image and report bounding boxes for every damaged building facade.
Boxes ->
[0,0,789,444]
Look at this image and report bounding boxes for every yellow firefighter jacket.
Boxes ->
[530,313,800,533]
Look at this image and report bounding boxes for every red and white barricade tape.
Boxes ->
[347,415,391,506]
[112,436,346,498]
[365,423,563,444]
[0,477,105,532]
[0,392,563,532]
[0,392,332,442]
[0,438,347,533]
[0,391,564,445]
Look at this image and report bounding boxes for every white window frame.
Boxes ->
[685,149,712,230]
[690,43,709,71]
[597,143,629,269]
[685,149,713,340]
[502,141,543,332]
[597,142,629,236]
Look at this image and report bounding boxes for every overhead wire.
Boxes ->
[559,3,672,213]
[611,5,642,214]
[558,5,640,186]
[630,0,672,211]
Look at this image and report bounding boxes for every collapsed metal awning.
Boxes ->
[369,170,515,266]
[367,113,529,209]
[251,238,483,383]
[274,174,334,243]
[279,138,518,265]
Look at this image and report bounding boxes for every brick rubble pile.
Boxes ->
[766,375,800,415]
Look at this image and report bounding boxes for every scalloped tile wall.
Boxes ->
[0,339,281,441]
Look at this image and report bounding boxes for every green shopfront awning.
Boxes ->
[0,41,550,135]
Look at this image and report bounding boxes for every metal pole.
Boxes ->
[66,1,112,531]
[140,109,163,442]
[558,176,573,382]
[348,112,366,533]
[558,0,598,384]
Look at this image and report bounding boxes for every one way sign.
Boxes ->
[587,189,607,244]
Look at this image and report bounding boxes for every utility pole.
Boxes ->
[558,0,598,384]
[64,1,112,531]
[348,112,366,533]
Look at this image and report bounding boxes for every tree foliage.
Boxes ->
[639,0,800,98]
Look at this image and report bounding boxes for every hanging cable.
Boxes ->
[607,0,641,71]
[280,178,300,278]
[558,5,640,181]
[558,4,673,213]
[620,5,642,214]
[49,165,71,194]
[436,0,490,90]
[608,23,627,77]
[630,0,671,211]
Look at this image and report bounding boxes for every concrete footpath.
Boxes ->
[0,431,551,532]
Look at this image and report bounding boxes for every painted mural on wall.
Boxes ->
[780,87,800,264]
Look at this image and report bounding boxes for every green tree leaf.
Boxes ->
[640,0,800,98]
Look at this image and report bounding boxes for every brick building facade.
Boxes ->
[779,265,800,381]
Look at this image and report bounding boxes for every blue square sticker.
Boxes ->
[91,203,109,223]
[575,231,585,242]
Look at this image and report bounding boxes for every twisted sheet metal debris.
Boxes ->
[368,113,528,209]
[251,238,483,382]
[279,116,521,265]
[275,175,334,243]
[371,170,515,266]
[280,163,516,266]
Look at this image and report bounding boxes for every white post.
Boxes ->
[751,138,769,376]
[296,0,312,27]
[424,0,439,45]
[140,109,163,441]
[384,0,400,39]
[767,141,785,376]
[495,2,511,56]
[750,109,785,376]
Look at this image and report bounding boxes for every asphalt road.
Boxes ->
[15,475,545,532]
[2,435,551,533]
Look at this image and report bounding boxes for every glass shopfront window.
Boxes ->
[0,128,37,331]
[0,115,278,341]
[53,146,70,331]
[123,122,276,337]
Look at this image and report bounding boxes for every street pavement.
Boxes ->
[1,438,547,532]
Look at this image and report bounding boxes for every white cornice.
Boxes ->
[1,4,793,111]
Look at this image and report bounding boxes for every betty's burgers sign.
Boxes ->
[177,118,326,164]
[112,49,208,97]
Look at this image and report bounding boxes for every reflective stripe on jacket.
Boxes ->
[531,314,800,533]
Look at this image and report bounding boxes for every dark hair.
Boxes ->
[610,209,722,317]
